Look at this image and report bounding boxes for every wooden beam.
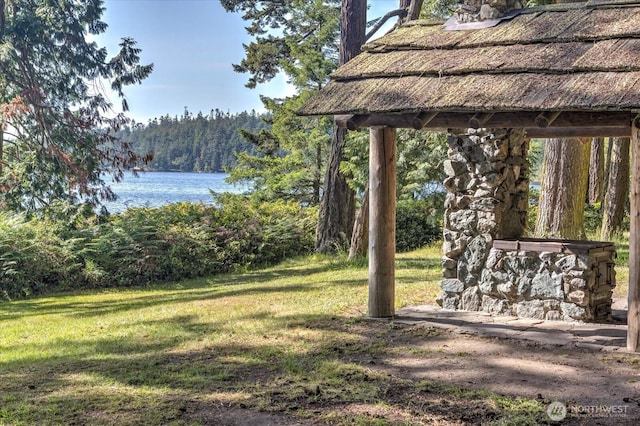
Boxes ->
[346,115,368,131]
[369,126,396,318]
[524,126,631,138]
[468,112,494,129]
[629,121,640,352]
[361,111,636,130]
[411,111,438,130]
[534,111,562,128]
[335,114,369,131]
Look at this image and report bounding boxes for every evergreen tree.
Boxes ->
[535,138,590,239]
[601,137,630,240]
[220,0,341,208]
[121,110,267,173]
[0,0,153,212]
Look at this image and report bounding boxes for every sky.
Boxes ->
[96,0,398,123]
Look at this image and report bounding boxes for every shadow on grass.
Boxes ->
[0,306,578,425]
[0,248,557,424]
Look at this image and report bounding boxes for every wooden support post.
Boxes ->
[468,112,494,129]
[369,126,396,318]
[629,122,640,351]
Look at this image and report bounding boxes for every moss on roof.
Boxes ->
[299,0,640,116]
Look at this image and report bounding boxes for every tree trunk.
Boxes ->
[405,0,423,22]
[313,142,322,205]
[588,137,604,205]
[602,137,614,207]
[315,0,366,253]
[534,138,590,239]
[601,137,630,240]
[348,181,369,260]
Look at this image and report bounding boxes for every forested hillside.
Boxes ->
[120,109,269,172]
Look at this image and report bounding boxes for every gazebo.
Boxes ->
[298,0,640,351]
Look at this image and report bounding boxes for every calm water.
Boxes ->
[105,172,248,213]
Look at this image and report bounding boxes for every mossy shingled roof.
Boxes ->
[299,0,640,116]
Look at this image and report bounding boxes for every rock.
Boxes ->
[516,300,545,320]
[530,271,563,300]
[479,269,507,296]
[503,255,536,275]
[444,193,457,209]
[544,300,560,311]
[449,209,477,233]
[480,5,502,21]
[456,195,473,209]
[469,145,487,162]
[482,295,511,315]
[457,234,492,287]
[478,269,495,294]
[545,310,562,321]
[474,187,494,198]
[441,294,460,310]
[443,176,457,193]
[570,277,587,290]
[477,218,498,234]
[517,277,531,298]
[443,229,463,258]
[454,175,472,191]
[567,290,589,306]
[561,302,588,321]
[487,0,508,10]
[444,159,469,177]
[479,173,504,190]
[441,279,464,293]
[442,257,457,270]
[435,293,444,307]
[485,248,504,269]
[475,161,498,175]
[497,281,517,301]
[442,268,457,278]
[460,286,481,311]
[469,197,500,212]
[539,251,554,265]
[555,255,577,272]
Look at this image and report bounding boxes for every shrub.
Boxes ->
[0,197,317,300]
[0,214,83,299]
[396,196,443,252]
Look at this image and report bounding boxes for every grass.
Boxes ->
[1,241,621,425]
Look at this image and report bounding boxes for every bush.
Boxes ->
[0,196,317,300]
[396,196,443,252]
[0,214,83,299]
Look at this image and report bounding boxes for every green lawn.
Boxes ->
[1,242,616,425]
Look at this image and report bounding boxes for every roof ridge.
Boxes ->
[526,0,640,13]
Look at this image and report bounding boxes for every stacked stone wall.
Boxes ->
[440,128,529,309]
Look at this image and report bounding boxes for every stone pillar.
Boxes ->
[439,128,529,310]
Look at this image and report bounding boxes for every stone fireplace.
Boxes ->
[438,128,616,322]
